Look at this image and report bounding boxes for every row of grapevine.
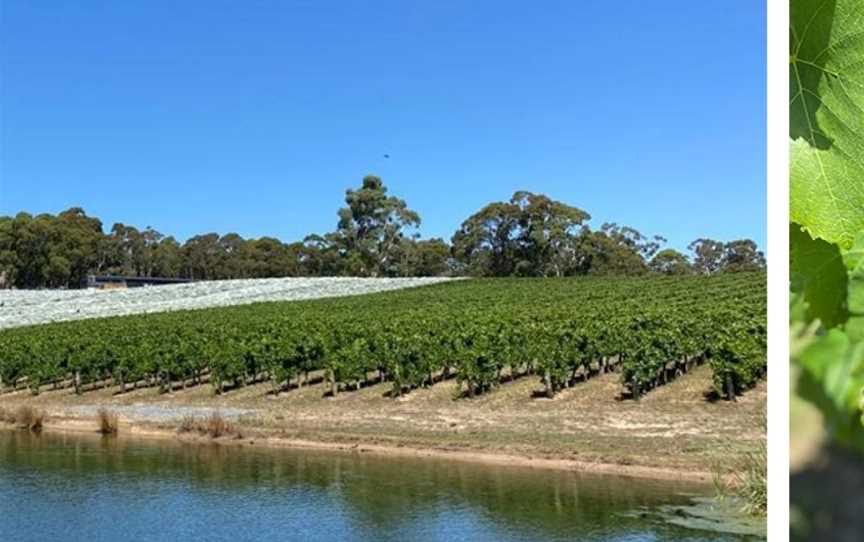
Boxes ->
[0,273,766,401]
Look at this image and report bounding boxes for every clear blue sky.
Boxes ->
[0,1,765,253]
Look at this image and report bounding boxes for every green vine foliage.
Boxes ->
[790,0,864,450]
[0,274,765,402]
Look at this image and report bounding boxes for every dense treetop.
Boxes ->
[0,176,763,289]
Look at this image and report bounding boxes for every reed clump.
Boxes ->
[12,405,44,432]
[206,412,231,438]
[712,439,766,515]
[178,414,198,433]
[97,408,119,435]
[732,441,767,515]
[177,412,241,439]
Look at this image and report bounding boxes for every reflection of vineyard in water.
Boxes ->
[0,273,765,403]
[0,431,742,541]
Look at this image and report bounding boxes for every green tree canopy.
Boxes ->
[689,238,765,275]
[331,175,421,277]
[578,229,649,276]
[649,249,692,275]
[721,239,766,272]
[452,191,590,277]
[0,185,763,287]
[688,238,726,275]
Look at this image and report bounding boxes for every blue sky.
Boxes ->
[0,1,765,252]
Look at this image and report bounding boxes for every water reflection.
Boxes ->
[0,431,754,542]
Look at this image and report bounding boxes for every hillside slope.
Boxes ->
[0,277,456,330]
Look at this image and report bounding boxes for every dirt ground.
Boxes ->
[0,364,765,479]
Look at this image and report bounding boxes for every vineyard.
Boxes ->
[0,277,455,330]
[0,273,766,403]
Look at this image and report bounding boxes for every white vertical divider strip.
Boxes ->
[767,0,790,538]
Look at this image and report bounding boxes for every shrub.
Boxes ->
[97,408,119,435]
[205,412,231,438]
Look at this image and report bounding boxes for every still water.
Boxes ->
[0,431,761,542]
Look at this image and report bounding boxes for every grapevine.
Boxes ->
[0,274,765,402]
[790,0,864,451]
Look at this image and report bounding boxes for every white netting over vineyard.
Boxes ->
[0,277,456,330]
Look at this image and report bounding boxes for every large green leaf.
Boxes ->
[797,329,864,450]
[790,222,848,328]
[840,233,864,341]
[790,0,864,249]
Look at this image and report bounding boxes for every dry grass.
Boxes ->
[0,405,47,432]
[9,405,45,432]
[176,412,241,439]
[713,439,767,515]
[97,408,119,435]
[733,440,767,514]
[205,412,232,437]
[0,364,764,473]
[178,414,198,433]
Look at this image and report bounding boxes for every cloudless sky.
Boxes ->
[0,1,765,252]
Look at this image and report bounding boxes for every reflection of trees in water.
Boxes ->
[2,431,705,539]
[334,457,691,538]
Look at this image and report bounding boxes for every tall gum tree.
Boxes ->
[333,176,421,277]
[452,191,590,277]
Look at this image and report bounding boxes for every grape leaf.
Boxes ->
[790,222,848,328]
[840,233,864,341]
[796,328,864,450]
[790,0,864,249]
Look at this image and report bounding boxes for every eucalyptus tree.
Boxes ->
[330,175,421,277]
[649,249,692,275]
[451,191,590,277]
[720,239,765,272]
[688,238,725,275]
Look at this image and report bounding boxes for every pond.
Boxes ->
[0,431,763,542]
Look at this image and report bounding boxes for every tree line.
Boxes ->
[0,176,764,289]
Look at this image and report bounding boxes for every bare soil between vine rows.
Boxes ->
[0,364,765,482]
